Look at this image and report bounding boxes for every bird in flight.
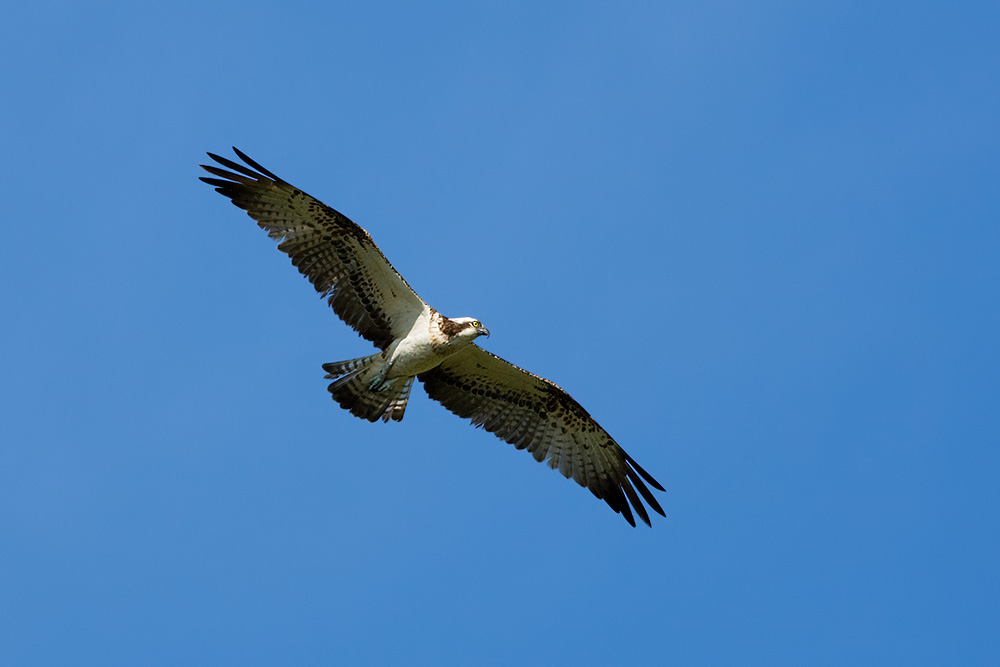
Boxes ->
[200,148,665,526]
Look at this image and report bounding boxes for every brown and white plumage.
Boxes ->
[200,148,666,526]
[419,346,664,526]
[200,149,423,351]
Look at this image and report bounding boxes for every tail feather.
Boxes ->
[322,354,381,380]
[322,354,414,423]
[384,376,415,422]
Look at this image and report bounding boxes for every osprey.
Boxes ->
[200,148,665,526]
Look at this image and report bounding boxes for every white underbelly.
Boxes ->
[382,307,444,378]
[385,337,443,378]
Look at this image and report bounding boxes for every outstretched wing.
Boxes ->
[200,148,426,350]
[418,345,665,526]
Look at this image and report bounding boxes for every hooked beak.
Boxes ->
[477,326,491,338]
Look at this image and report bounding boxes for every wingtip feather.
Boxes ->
[231,146,281,181]
[626,454,665,492]
[621,481,652,527]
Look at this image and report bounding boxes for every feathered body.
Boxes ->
[200,148,666,526]
[323,309,487,423]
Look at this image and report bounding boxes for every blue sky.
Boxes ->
[2,1,999,664]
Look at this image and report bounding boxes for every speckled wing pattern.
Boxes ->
[199,148,425,350]
[419,345,666,526]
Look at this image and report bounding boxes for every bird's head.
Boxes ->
[447,317,490,341]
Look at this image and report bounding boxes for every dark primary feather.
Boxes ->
[419,345,665,526]
[199,148,425,350]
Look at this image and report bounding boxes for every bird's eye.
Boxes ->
[472,320,480,327]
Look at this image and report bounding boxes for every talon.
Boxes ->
[368,370,389,392]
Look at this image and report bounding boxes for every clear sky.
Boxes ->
[2,1,998,664]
